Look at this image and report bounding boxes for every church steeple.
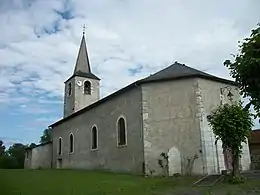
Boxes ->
[65,31,100,83]
[73,34,91,74]
[63,30,100,118]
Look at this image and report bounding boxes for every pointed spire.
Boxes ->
[64,26,100,83]
[73,30,91,74]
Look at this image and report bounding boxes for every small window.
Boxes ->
[68,83,72,96]
[26,151,29,159]
[84,81,91,94]
[69,133,74,153]
[91,126,98,150]
[58,137,62,155]
[117,117,127,146]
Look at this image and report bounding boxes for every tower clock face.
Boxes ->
[77,81,82,86]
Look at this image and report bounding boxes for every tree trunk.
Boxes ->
[232,153,240,177]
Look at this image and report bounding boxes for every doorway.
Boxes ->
[57,159,63,169]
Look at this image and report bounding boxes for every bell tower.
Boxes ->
[63,32,100,118]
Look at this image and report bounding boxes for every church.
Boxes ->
[24,33,251,176]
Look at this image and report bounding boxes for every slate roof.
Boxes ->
[65,35,99,83]
[49,62,237,128]
[140,62,236,84]
[74,35,91,74]
[65,71,100,83]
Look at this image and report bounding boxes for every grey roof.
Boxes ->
[65,71,100,83]
[74,35,91,73]
[140,62,228,83]
[50,62,237,128]
[65,35,99,83]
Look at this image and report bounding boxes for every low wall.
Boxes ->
[24,142,52,169]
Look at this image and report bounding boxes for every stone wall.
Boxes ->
[197,78,251,173]
[24,142,53,169]
[74,77,100,113]
[64,77,76,117]
[24,149,32,169]
[142,78,203,176]
[64,76,100,118]
[51,86,144,174]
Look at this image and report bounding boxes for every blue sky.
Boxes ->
[0,0,260,147]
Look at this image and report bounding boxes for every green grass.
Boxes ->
[0,169,260,195]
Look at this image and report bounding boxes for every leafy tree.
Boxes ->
[0,155,19,169]
[29,143,37,148]
[7,143,27,169]
[208,102,253,178]
[40,128,52,144]
[224,24,260,120]
[0,140,5,157]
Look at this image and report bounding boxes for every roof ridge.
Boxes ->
[142,62,215,82]
[181,63,219,77]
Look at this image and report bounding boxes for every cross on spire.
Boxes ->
[83,24,86,35]
[72,24,91,74]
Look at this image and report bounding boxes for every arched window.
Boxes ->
[69,133,74,153]
[117,117,127,146]
[68,83,72,96]
[91,126,98,150]
[84,81,91,94]
[58,137,62,155]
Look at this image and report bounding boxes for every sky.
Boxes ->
[0,0,260,147]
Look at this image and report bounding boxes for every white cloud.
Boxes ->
[0,136,24,147]
[0,0,260,141]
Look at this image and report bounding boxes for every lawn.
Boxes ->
[0,169,260,195]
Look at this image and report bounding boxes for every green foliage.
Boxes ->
[224,24,260,120]
[208,102,253,154]
[0,141,27,169]
[157,152,169,176]
[40,128,52,143]
[184,154,198,176]
[208,102,254,176]
[29,143,37,148]
[7,143,27,169]
[0,140,5,157]
[225,175,247,185]
[0,155,19,169]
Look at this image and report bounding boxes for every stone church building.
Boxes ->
[24,34,251,176]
